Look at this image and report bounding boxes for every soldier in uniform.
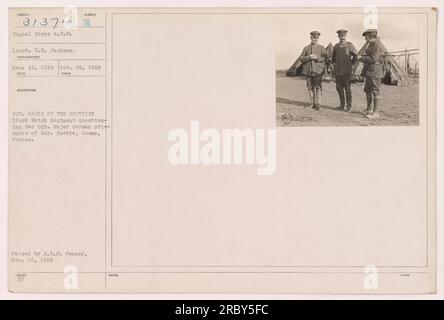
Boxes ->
[298,31,329,111]
[357,29,386,119]
[331,29,357,112]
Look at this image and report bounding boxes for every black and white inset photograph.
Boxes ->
[275,13,420,126]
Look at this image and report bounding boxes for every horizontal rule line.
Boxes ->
[111,12,425,15]
[15,75,105,78]
[12,42,106,45]
[13,26,106,28]
[111,265,430,268]
[13,59,105,61]
[16,271,432,274]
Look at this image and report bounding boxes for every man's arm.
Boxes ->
[349,43,358,56]
[298,46,311,63]
[359,54,376,64]
[331,45,337,63]
[349,43,358,63]
[359,42,384,65]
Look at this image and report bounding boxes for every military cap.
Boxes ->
[310,30,321,36]
[336,29,348,34]
[362,29,378,36]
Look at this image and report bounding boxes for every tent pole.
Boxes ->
[404,50,408,73]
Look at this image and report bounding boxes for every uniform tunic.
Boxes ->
[298,43,328,76]
[360,39,386,79]
[332,41,357,76]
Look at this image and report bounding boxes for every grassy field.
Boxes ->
[276,76,419,127]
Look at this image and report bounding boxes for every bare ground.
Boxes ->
[276,76,419,127]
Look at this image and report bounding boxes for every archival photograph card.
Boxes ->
[8,7,437,294]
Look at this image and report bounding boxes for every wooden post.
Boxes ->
[404,49,409,73]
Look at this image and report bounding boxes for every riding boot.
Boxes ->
[312,89,318,109]
[346,92,352,112]
[336,89,345,109]
[315,87,322,110]
[367,95,381,119]
[308,89,314,108]
[364,93,373,114]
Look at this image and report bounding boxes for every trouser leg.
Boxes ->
[364,78,373,114]
[344,77,352,109]
[336,77,345,107]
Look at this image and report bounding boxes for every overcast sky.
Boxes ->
[275,13,419,70]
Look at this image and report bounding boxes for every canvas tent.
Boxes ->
[285,57,303,77]
[324,43,334,80]
[379,41,413,86]
[325,42,334,59]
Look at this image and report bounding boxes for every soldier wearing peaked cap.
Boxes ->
[332,29,358,112]
[298,31,329,110]
[362,29,378,36]
[357,29,386,119]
